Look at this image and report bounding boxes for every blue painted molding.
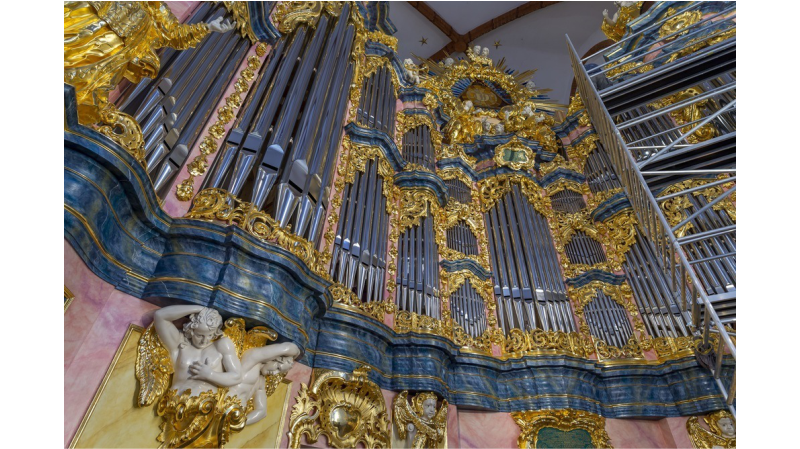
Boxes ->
[64,85,726,417]
[344,122,406,171]
[398,87,429,103]
[247,2,280,44]
[357,1,396,34]
[440,259,491,280]
[592,192,634,222]
[540,168,587,188]
[436,158,478,182]
[566,270,627,288]
[393,170,449,207]
[462,134,540,162]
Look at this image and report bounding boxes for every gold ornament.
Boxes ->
[512,409,612,449]
[393,391,448,449]
[601,2,643,42]
[494,137,536,171]
[329,283,394,321]
[288,366,390,448]
[687,411,736,448]
[222,1,258,42]
[65,1,213,163]
[185,188,331,279]
[649,88,718,143]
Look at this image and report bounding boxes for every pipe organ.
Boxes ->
[485,185,576,334]
[117,3,250,198]
[202,2,357,244]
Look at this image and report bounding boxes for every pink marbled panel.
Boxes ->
[64,241,116,372]
[605,418,673,448]
[279,362,315,448]
[666,417,692,448]
[446,403,460,449]
[563,125,591,144]
[165,2,201,22]
[64,289,159,446]
[458,410,519,449]
[162,43,261,217]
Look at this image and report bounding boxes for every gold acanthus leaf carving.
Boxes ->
[398,188,441,233]
[395,310,452,339]
[329,283,395,321]
[687,411,736,449]
[393,391,448,449]
[601,1,643,42]
[185,188,330,279]
[288,366,391,449]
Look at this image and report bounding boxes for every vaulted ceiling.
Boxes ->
[388,1,615,106]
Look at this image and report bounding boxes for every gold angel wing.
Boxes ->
[135,324,174,406]
[687,416,731,448]
[244,326,279,352]
[433,399,448,431]
[223,318,247,358]
[393,391,415,441]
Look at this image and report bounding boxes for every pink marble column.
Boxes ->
[162,42,266,217]
[605,418,675,448]
[446,403,460,448]
[64,241,160,446]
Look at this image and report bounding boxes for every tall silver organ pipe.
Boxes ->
[202,3,357,244]
[550,189,586,213]
[401,125,435,170]
[446,223,478,256]
[330,156,389,303]
[584,290,635,348]
[584,142,622,194]
[395,212,441,319]
[564,231,607,266]
[485,185,575,334]
[356,66,397,135]
[624,231,691,338]
[444,178,472,204]
[450,282,487,338]
[117,3,249,198]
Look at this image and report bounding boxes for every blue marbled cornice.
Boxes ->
[591,191,634,222]
[440,259,491,280]
[393,170,449,207]
[344,122,406,171]
[565,270,627,288]
[436,159,478,181]
[398,86,430,103]
[539,168,587,188]
[462,134,540,162]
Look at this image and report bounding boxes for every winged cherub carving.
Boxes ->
[393,391,448,449]
[135,305,300,448]
[687,410,736,448]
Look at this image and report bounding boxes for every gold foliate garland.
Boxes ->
[512,409,613,449]
[185,188,330,279]
[176,43,268,201]
[395,310,452,339]
[396,113,443,149]
[288,366,390,449]
[328,283,396,322]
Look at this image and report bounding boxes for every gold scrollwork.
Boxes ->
[504,328,593,358]
[398,188,441,233]
[601,1,643,42]
[185,188,331,279]
[477,174,551,216]
[649,88,718,144]
[452,322,494,355]
[436,201,491,269]
[437,145,477,167]
[396,113,443,150]
[221,1,258,42]
[329,283,395,322]
[395,310,452,339]
[657,177,736,238]
[687,410,736,448]
[511,409,613,449]
[288,366,391,449]
[273,1,344,34]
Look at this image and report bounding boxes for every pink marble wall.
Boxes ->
[64,241,160,447]
[458,410,520,448]
[665,417,692,448]
[165,1,202,22]
[606,418,674,448]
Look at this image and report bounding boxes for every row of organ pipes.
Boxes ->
[117,5,647,345]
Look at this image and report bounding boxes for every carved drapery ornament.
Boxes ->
[687,410,736,448]
[288,366,390,448]
[393,391,448,449]
[512,409,612,448]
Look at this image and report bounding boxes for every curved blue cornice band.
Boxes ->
[440,259,491,280]
[344,123,406,171]
[566,270,627,288]
[393,171,449,206]
[64,86,726,416]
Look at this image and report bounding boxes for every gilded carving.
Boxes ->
[288,366,391,448]
[395,310,452,338]
[437,201,491,269]
[186,188,331,279]
[657,177,736,238]
[512,409,613,449]
[494,137,536,171]
[222,1,258,42]
[65,1,235,162]
[687,411,736,448]
[504,328,593,358]
[135,306,300,448]
[393,391,448,449]
[601,2,644,42]
[329,282,395,322]
[649,88,718,144]
[273,1,344,34]
[398,188,441,233]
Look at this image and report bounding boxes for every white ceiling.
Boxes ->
[387,1,615,106]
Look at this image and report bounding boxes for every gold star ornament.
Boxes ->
[420,36,428,45]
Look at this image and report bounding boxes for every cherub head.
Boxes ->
[525,82,536,92]
[444,57,454,67]
[473,45,481,55]
[482,47,490,57]
[413,392,439,420]
[182,308,224,349]
[706,411,735,439]
[481,117,491,132]
[464,100,474,112]
[422,398,437,419]
[260,355,296,376]
[522,104,534,117]
[494,122,505,134]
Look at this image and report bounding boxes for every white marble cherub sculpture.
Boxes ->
[404,58,421,85]
[687,410,736,448]
[136,305,301,447]
[494,122,505,134]
[482,46,490,58]
[444,57,455,67]
[394,391,448,449]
